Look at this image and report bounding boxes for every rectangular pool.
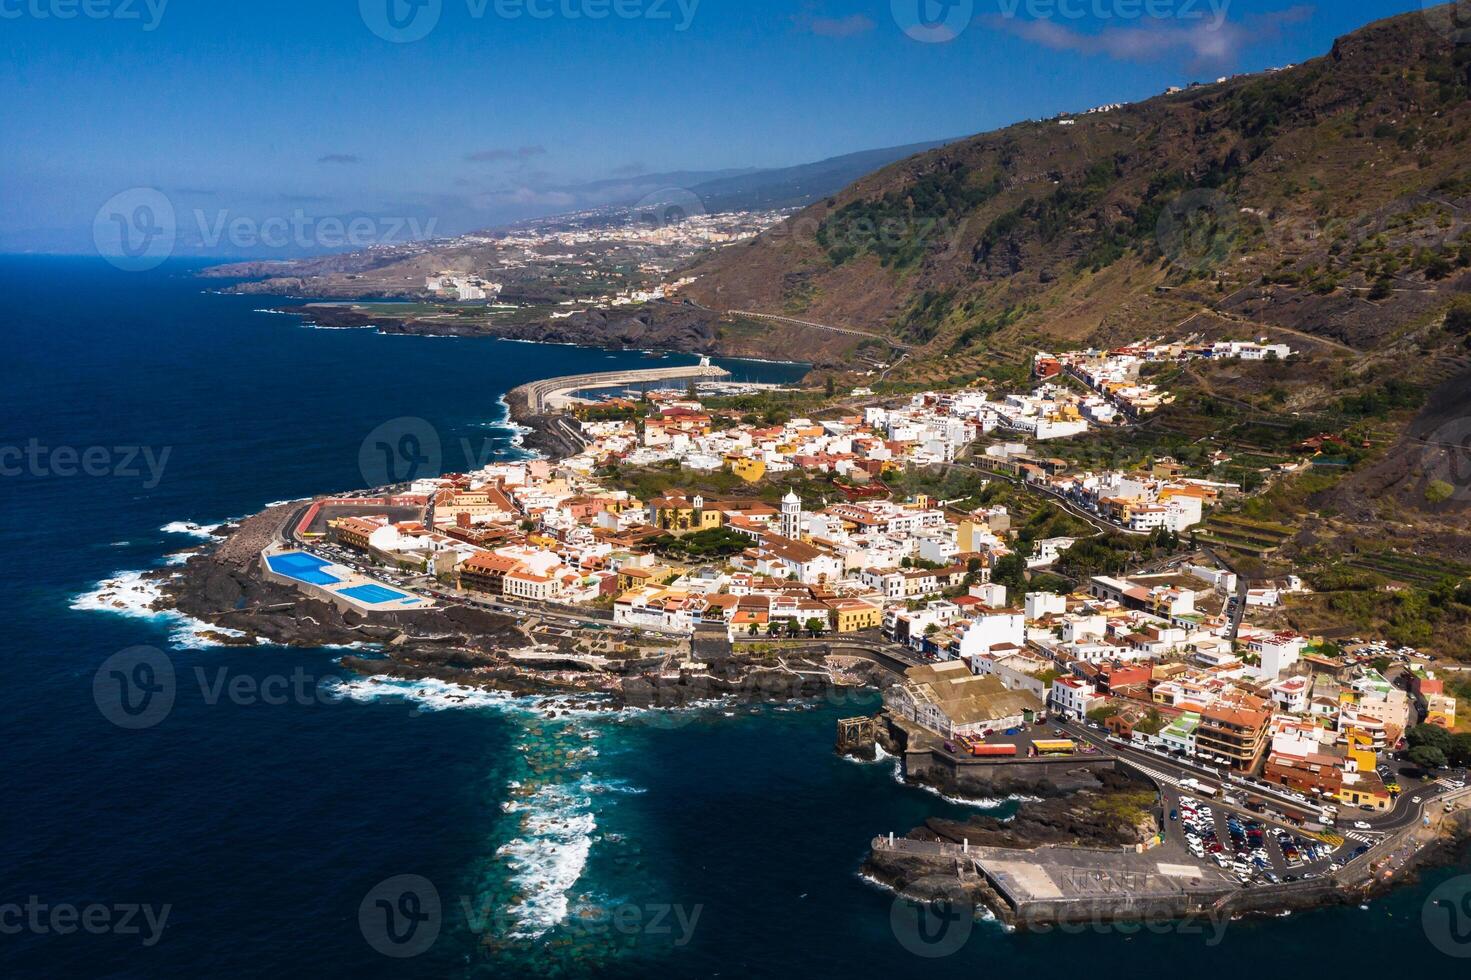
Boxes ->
[339,584,411,605]
[267,552,341,586]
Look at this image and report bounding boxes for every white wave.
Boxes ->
[71,570,255,649]
[889,762,1013,809]
[331,675,519,711]
[161,520,225,540]
[495,777,607,940]
[856,872,1001,924]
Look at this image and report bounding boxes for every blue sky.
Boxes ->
[0,0,1431,253]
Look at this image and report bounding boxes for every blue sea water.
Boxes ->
[2,255,1468,977]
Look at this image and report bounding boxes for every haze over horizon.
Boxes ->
[1,0,1431,255]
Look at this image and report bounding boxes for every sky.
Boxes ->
[0,0,1435,255]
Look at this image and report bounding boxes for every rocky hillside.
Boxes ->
[684,6,1471,389]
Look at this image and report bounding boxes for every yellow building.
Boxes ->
[729,457,767,483]
[649,494,722,533]
[1338,778,1393,812]
[1426,692,1458,729]
[827,599,883,633]
[1345,731,1377,774]
[617,564,676,592]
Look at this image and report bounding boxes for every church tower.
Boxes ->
[780,490,802,540]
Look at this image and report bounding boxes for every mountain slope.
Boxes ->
[683,6,1471,386]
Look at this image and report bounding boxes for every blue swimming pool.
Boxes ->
[266,552,341,586]
[339,584,411,605]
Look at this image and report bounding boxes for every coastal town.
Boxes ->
[194,325,1471,928]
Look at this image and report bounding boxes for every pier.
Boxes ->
[510,363,732,415]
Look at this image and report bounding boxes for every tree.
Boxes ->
[1407,745,1449,771]
[1450,733,1471,768]
[1408,723,1454,753]
[825,375,837,398]
[805,617,826,638]
[991,553,1027,597]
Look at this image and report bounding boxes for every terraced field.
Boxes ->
[1343,551,1471,588]
[1192,513,1296,556]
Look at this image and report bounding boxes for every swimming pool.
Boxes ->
[339,584,412,605]
[267,552,341,586]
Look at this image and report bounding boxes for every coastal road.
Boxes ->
[1059,719,1463,860]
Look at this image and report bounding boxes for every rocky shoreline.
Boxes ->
[144,504,874,712]
[281,302,725,355]
[860,756,1471,931]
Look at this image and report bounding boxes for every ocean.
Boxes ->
[2,255,1467,977]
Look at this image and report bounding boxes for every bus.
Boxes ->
[1031,739,1077,757]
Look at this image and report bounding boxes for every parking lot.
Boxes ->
[1167,791,1374,885]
